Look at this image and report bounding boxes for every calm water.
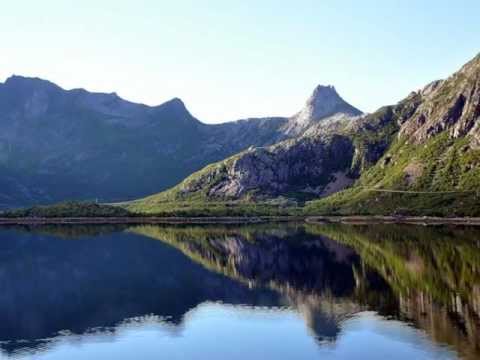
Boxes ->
[0,223,478,359]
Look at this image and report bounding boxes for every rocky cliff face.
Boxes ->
[193,132,355,199]
[136,117,360,205]
[399,54,480,146]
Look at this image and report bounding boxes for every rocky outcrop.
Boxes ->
[256,138,350,195]
[208,134,355,198]
[157,120,358,202]
[141,88,422,204]
[399,54,480,146]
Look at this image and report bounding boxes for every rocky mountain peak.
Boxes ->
[302,84,361,121]
[0,75,65,119]
[151,97,200,125]
[154,97,189,114]
[3,75,61,92]
[282,84,362,136]
[163,97,186,109]
[310,84,339,100]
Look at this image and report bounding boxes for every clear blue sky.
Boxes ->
[1,0,479,123]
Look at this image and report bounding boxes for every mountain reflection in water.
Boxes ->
[0,223,478,359]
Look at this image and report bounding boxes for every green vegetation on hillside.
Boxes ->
[348,91,421,173]
[306,134,480,216]
[3,201,132,218]
[3,54,479,218]
[125,130,480,217]
[124,199,301,217]
[121,53,480,218]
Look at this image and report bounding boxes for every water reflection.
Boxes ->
[308,224,480,359]
[0,223,478,359]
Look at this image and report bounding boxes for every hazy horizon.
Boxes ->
[2,0,479,123]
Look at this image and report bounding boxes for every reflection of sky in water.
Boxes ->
[6,304,457,360]
[0,223,476,360]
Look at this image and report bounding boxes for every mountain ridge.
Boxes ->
[127,52,480,216]
[0,75,360,207]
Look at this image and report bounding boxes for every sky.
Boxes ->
[1,0,479,123]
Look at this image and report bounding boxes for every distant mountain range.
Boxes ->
[0,75,361,207]
[3,52,479,216]
[128,52,480,216]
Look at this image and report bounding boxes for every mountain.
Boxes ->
[306,53,480,216]
[0,76,360,208]
[127,53,480,216]
[126,118,356,214]
[0,75,203,206]
[282,85,362,135]
[399,54,480,145]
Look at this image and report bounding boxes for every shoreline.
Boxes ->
[0,215,480,226]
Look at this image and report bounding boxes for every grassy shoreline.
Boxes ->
[1,215,480,226]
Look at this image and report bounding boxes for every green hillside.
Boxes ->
[125,53,480,217]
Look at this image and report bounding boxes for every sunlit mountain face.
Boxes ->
[0,223,478,359]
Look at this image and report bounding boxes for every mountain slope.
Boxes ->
[0,76,362,208]
[0,76,211,206]
[127,53,480,216]
[1,76,359,207]
[126,121,356,214]
[0,89,201,206]
[307,53,480,216]
[125,86,417,214]
[399,54,480,146]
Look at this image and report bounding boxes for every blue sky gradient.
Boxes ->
[1,0,479,122]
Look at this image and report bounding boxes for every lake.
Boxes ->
[0,223,478,359]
